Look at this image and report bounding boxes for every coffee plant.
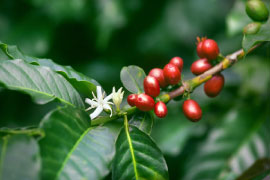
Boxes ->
[0,0,270,179]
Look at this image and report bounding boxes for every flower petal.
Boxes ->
[85,98,98,107]
[96,86,102,101]
[92,91,97,100]
[104,92,113,102]
[90,105,103,120]
[86,107,94,111]
[117,87,123,94]
[103,104,113,117]
[121,91,124,98]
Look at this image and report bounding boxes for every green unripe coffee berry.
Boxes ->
[243,22,262,34]
[246,0,269,22]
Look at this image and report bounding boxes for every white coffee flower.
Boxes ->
[85,86,113,120]
[112,87,124,111]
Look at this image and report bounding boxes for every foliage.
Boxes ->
[112,117,168,180]
[0,0,270,180]
[0,59,84,108]
[0,135,41,180]
[39,106,117,179]
[242,20,270,53]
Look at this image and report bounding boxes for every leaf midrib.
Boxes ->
[1,84,74,107]
[125,67,142,93]
[124,116,139,180]
[55,127,93,179]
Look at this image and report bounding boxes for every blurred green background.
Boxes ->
[0,0,269,179]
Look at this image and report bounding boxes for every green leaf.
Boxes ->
[152,102,200,156]
[0,126,44,138]
[112,117,169,180]
[120,65,146,94]
[242,20,270,53]
[251,173,270,180]
[0,59,84,108]
[0,42,35,61]
[129,111,154,134]
[0,135,41,180]
[0,42,99,95]
[36,59,100,96]
[39,106,117,180]
[153,120,192,156]
[236,158,270,180]
[180,106,270,180]
[151,112,194,156]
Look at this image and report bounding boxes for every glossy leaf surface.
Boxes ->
[152,102,195,156]
[129,111,154,134]
[242,20,270,53]
[180,106,270,180]
[0,42,99,95]
[0,59,84,108]
[120,65,146,94]
[0,135,41,180]
[39,106,117,180]
[112,122,169,180]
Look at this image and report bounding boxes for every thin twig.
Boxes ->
[92,43,264,126]
[168,43,264,99]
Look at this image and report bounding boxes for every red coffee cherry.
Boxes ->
[149,68,168,88]
[163,64,181,85]
[191,58,212,75]
[144,76,160,97]
[127,94,137,107]
[182,99,202,122]
[135,93,155,112]
[154,101,168,118]
[204,73,224,98]
[196,37,206,58]
[201,39,219,60]
[197,42,205,58]
[169,57,184,71]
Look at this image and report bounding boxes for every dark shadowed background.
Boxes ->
[0,0,269,179]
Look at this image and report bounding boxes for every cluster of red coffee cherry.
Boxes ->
[194,37,225,98]
[127,37,224,122]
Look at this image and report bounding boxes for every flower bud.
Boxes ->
[112,87,124,111]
